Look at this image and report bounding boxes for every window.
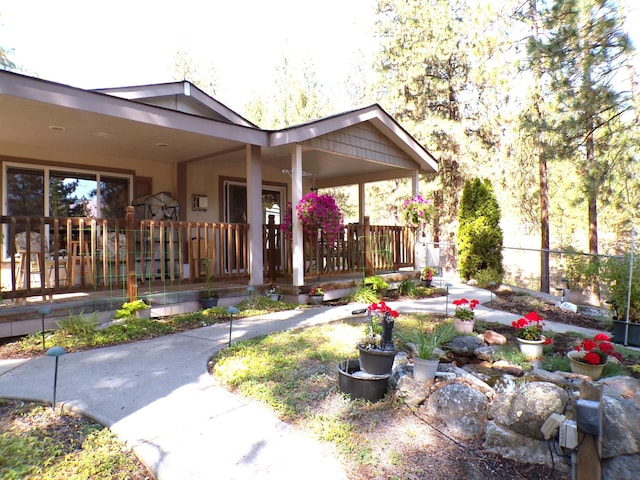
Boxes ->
[4,164,132,219]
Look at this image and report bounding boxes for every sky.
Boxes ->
[1,0,639,115]
[0,0,378,113]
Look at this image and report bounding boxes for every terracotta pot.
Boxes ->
[357,346,397,375]
[454,318,475,333]
[412,357,439,382]
[517,336,545,360]
[567,350,606,380]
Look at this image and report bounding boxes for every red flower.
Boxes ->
[574,333,623,365]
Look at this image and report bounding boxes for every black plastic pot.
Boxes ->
[200,297,219,309]
[612,320,640,347]
[337,359,390,402]
[357,346,397,375]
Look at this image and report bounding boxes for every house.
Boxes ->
[0,70,438,327]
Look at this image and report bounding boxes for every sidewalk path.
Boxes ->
[0,281,613,479]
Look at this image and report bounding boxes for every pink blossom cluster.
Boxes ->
[280,192,344,244]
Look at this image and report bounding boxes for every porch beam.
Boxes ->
[246,144,263,286]
[291,144,304,287]
[315,169,417,189]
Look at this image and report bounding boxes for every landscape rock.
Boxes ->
[444,336,485,357]
[473,345,500,361]
[482,330,507,345]
[438,363,495,397]
[491,360,524,377]
[602,454,640,480]
[488,382,568,440]
[601,393,640,458]
[423,382,488,439]
[483,421,567,471]
[395,374,429,407]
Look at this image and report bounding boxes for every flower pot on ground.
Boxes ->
[357,301,398,375]
[568,333,622,380]
[407,322,457,382]
[420,266,436,287]
[511,311,552,358]
[452,298,479,333]
[265,285,282,302]
[200,259,218,309]
[612,319,640,347]
[307,287,324,305]
[517,336,547,360]
[567,350,606,380]
[115,299,150,319]
[364,276,389,297]
[337,359,390,403]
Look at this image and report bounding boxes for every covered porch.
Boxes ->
[0,71,438,323]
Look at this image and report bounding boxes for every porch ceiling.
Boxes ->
[0,95,252,164]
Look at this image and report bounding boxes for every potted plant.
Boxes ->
[452,298,479,333]
[307,286,324,305]
[199,259,218,309]
[407,322,457,382]
[420,266,436,287]
[511,311,552,359]
[266,285,282,301]
[568,333,622,380]
[398,194,435,234]
[364,275,389,297]
[280,192,344,244]
[357,301,398,375]
[115,299,150,319]
[602,255,640,346]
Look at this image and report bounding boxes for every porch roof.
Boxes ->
[0,70,438,184]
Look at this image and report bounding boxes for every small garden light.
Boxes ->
[488,281,496,304]
[226,306,239,347]
[38,307,52,350]
[444,283,453,315]
[46,346,66,410]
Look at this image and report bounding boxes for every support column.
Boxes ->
[358,183,366,223]
[246,145,263,286]
[291,144,304,287]
[411,169,421,271]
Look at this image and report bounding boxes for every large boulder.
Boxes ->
[423,382,488,439]
[483,421,568,471]
[488,382,568,440]
[444,336,485,357]
[603,454,640,480]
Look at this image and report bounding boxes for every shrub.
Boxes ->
[602,254,640,321]
[457,178,504,281]
[364,275,389,292]
[474,268,503,289]
[397,279,417,296]
[56,310,97,338]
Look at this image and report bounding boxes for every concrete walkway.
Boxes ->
[0,281,612,479]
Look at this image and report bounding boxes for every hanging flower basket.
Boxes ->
[281,192,344,244]
[398,194,435,233]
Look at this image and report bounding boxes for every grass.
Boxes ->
[5,297,299,357]
[0,400,151,479]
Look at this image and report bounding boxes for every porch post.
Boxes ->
[411,169,422,271]
[291,144,304,287]
[125,206,137,301]
[246,144,264,286]
[358,183,366,223]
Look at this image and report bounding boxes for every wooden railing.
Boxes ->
[0,207,250,301]
[1,211,415,301]
[264,216,416,281]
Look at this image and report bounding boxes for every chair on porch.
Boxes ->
[14,231,59,289]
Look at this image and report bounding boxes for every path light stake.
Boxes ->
[445,283,453,316]
[488,281,496,304]
[46,347,66,410]
[226,306,239,347]
[38,307,52,350]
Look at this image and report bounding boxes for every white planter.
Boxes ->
[517,337,545,360]
[454,318,475,333]
[412,357,439,382]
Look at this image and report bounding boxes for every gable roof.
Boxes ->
[0,70,438,180]
[94,81,258,128]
